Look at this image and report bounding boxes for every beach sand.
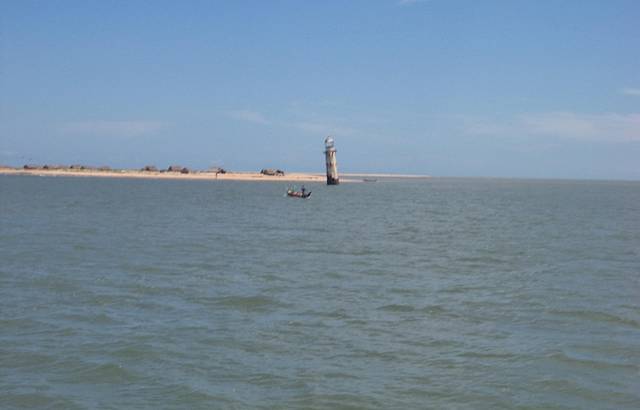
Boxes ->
[0,168,332,182]
[0,168,432,182]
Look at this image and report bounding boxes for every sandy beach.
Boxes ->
[0,167,335,182]
[0,167,434,182]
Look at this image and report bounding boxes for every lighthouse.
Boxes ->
[324,136,339,185]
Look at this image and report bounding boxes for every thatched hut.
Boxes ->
[208,166,227,174]
[260,168,285,176]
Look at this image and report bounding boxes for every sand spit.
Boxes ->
[0,167,431,182]
[0,167,330,182]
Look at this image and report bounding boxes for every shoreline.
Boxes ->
[0,167,435,182]
[0,168,331,182]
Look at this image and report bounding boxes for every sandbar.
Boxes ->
[0,168,331,182]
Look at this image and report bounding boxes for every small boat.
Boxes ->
[286,187,312,198]
[363,178,377,182]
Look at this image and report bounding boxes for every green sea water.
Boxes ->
[1,175,639,409]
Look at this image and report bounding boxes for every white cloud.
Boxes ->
[462,112,640,142]
[621,87,640,96]
[458,117,514,136]
[224,110,270,125]
[292,121,357,137]
[224,109,357,137]
[61,121,166,137]
[0,150,18,158]
[521,112,640,141]
[520,112,598,137]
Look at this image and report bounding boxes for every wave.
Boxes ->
[212,295,287,312]
[547,309,640,329]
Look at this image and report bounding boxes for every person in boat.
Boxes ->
[301,185,306,195]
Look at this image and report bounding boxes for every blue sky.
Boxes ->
[1,0,639,179]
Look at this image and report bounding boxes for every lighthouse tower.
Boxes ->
[324,136,339,185]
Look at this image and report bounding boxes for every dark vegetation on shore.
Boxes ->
[0,164,290,176]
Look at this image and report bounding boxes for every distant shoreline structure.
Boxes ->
[0,166,431,182]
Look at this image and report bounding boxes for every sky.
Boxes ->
[1,0,639,179]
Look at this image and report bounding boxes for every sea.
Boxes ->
[1,175,639,409]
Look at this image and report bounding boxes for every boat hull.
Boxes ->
[287,191,311,198]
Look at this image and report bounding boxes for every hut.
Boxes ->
[260,168,285,176]
[208,166,227,174]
